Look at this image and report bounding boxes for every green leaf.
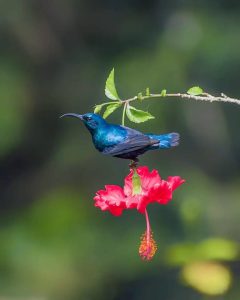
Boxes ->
[103,103,121,119]
[94,104,102,114]
[105,68,120,100]
[126,105,155,123]
[137,92,143,101]
[146,87,150,96]
[160,89,167,96]
[187,86,203,96]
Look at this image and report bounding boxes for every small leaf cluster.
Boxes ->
[94,68,155,125]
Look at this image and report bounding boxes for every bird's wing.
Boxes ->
[102,127,159,156]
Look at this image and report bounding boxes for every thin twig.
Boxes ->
[121,92,240,106]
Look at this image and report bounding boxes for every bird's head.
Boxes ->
[60,112,106,132]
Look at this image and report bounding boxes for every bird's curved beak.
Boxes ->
[60,113,83,120]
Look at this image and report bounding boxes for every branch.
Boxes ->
[122,92,240,106]
[100,68,240,124]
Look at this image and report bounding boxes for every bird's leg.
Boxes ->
[129,158,139,170]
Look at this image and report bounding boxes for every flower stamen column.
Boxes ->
[139,209,157,261]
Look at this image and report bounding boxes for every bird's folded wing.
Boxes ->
[102,134,159,156]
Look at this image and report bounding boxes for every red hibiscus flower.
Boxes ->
[94,166,185,260]
[124,166,185,213]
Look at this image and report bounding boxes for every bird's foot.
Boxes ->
[129,159,139,170]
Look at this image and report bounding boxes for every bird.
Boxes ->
[60,113,180,163]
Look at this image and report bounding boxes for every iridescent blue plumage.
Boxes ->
[60,113,180,161]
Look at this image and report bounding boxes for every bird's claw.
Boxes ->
[129,159,139,169]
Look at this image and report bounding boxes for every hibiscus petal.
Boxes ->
[167,176,186,190]
[137,195,151,213]
[109,206,124,216]
[152,181,173,204]
[137,166,161,190]
[124,170,134,196]
[125,196,139,209]
[94,185,128,215]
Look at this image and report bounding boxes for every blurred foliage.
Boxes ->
[0,0,240,299]
[181,261,232,296]
[166,238,239,266]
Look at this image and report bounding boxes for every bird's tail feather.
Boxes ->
[168,132,180,147]
[147,132,180,149]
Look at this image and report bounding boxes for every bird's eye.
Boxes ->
[84,116,92,121]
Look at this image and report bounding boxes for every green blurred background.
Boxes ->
[0,0,240,299]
